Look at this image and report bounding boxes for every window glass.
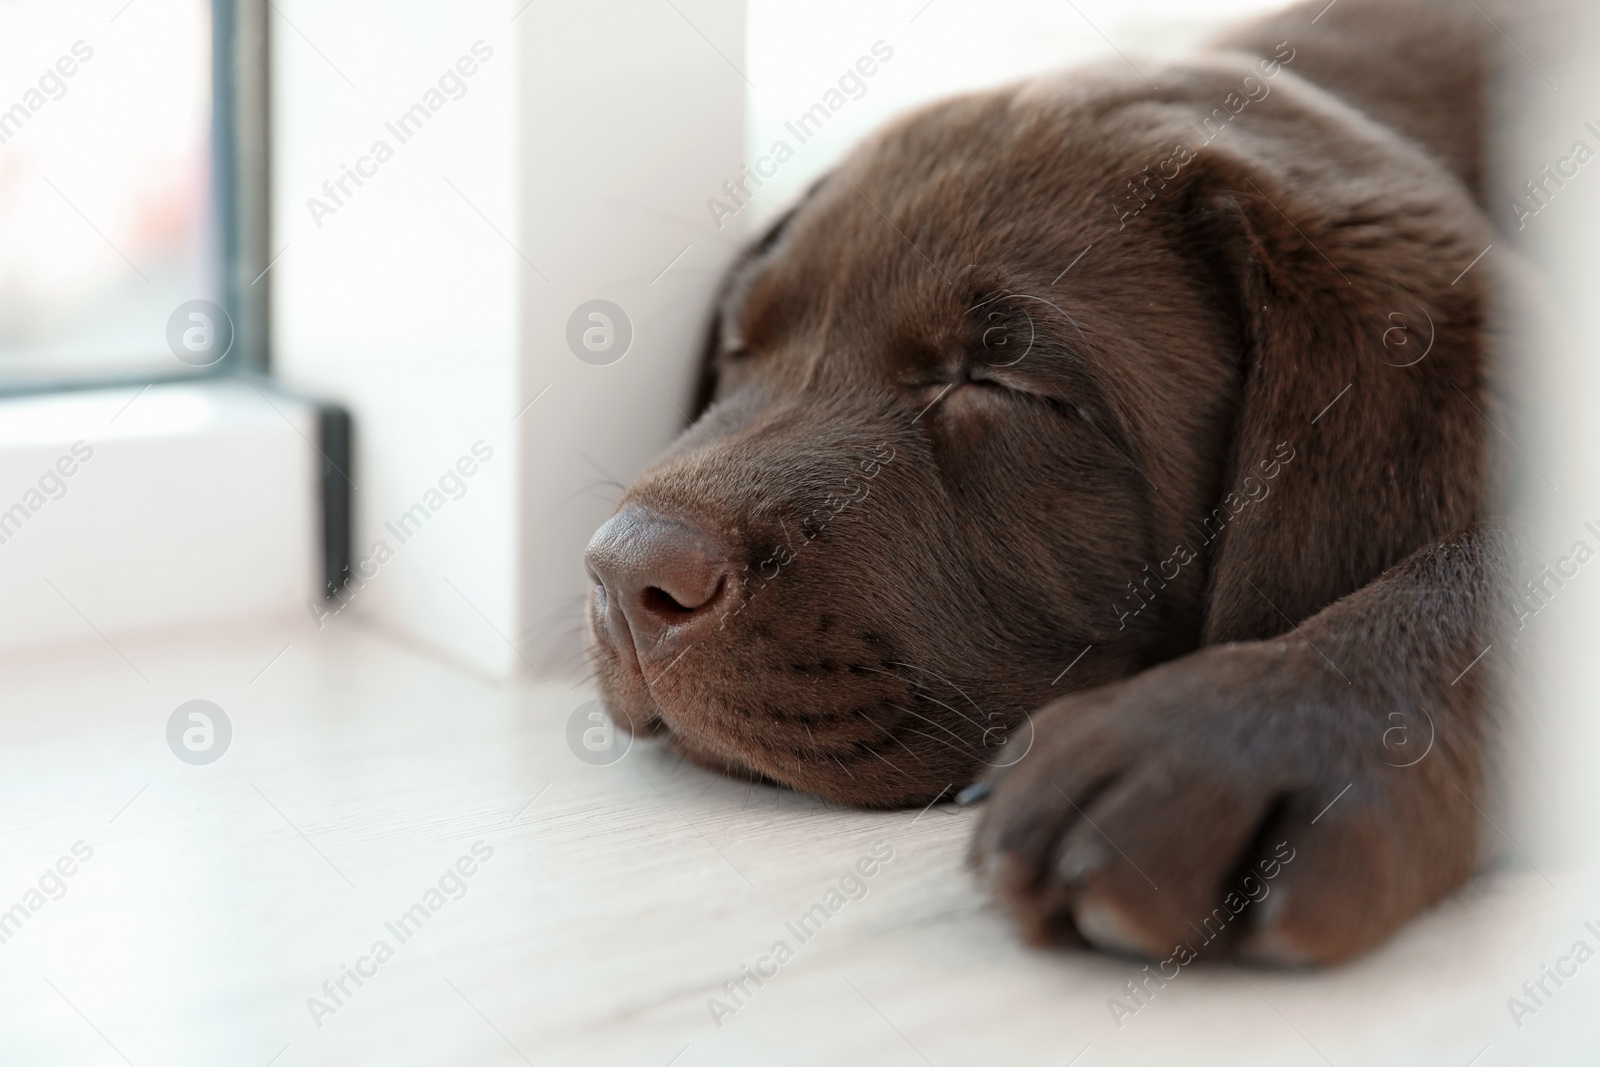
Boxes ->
[0,0,219,384]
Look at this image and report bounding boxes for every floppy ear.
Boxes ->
[686,290,728,421]
[1184,149,1491,643]
[688,180,830,420]
[687,203,809,419]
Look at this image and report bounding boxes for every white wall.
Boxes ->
[515,0,747,676]
[271,0,748,680]
[1502,2,1600,872]
[742,0,1287,227]
[271,0,523,676]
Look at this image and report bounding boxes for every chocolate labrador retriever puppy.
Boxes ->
[586,0,1519,964]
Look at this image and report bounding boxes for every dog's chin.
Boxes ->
[591,652,963,807]
[660,717,956,808]
[591,655,775,779]
[589,650,662,736]
[663,731,781,784]
[587,599,986,807]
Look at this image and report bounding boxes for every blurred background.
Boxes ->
[1,0,1597,1064]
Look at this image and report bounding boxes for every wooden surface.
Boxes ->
[0,615,1595,1066]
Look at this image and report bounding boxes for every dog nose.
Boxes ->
[585,507,730,657]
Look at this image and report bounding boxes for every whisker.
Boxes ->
[888,660,986,715]
[560,635,597,662]
[576,451,627,492]
[905,688,987,732]
[853,709,927,766]
[564,486,627,508]
[516,595,591,641]
[900,725,989,761]
[885,700,980,748]
[853,663,986,730]
[856,742,913,778]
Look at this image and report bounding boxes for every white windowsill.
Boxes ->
[0,378,321,656]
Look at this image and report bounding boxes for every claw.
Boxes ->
[1057,840,1108,885]
[956,780,994,806]
[1075,896,1162,958]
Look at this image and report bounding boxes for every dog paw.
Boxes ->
[969,640,1470,965]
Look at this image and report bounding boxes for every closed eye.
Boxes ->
[980,381,1081,419]
[922,370,1080,420]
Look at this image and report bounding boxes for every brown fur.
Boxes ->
[586,0,1517,964]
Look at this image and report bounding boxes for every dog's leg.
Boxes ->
[971,522,1517,965]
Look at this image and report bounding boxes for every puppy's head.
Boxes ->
[584,60,1484,806]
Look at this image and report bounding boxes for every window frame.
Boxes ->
[0,0,271,398]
